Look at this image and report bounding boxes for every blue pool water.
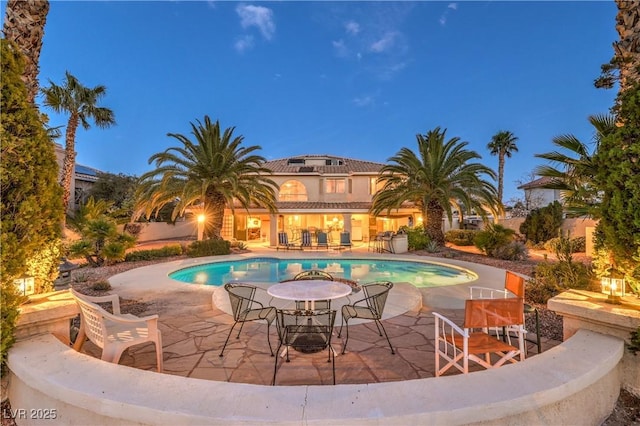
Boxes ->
[169,257,477,288]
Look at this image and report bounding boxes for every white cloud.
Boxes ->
[332,39,348,57]
[370,32,398,53]
[234,35,254,53]
[345,20,360,35]
[352,95,375,107]
[236,4,275,40]
[439,3,458,26]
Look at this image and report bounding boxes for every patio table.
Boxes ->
[267,280,352,310]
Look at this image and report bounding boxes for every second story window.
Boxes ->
[325,178,345,194]
[279,180,308,201]
[369,177,384,195]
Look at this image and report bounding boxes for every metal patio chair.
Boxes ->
[272,309,337,385]
[219,283,276,357]
[338,281,395,354]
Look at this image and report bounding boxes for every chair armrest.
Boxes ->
[72,291,121,314]
[468,286,509,300]
[433,312,467,337]
[102,310,159,324]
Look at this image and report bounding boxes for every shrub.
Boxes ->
[492,241,528,261]
[92,281,112,291]
[527,235,597,304]
[425,240,440,253]
[629,327,640,355]
[1,40,64,369]
[544,236,586,253]
[473,223,515,257]
[186,239,231,257]
[230,240,248,250]
[445,229,477,246]
[123,223,143,237]
[400,225,431,251]
[124,244,183,262]
[519,201,563,244]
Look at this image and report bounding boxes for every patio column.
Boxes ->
[343,213,352,234]
[269,214,278,247]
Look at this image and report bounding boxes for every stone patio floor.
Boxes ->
[78,284,560,386]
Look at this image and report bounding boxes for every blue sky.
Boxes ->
[5,1,618,202]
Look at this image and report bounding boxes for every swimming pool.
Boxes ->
[169,257,477,288]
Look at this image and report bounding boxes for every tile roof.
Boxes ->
[263,154,385,175]
[517,176,553,190]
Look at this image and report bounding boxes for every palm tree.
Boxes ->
[534,114,615,218]
[371,127,499,246]
[487,130,519,208]
[2,0,49,104]
[41,71,116,218]
[135,116,278,240]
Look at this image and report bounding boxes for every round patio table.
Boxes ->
[267,279,352,310]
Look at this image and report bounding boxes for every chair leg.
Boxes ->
[375,319,395,355]
[219,322,238,357]
[272,343,282,385]
[340,319,350,354]
[266,323,274,356]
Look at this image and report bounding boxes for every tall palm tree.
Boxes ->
[614,0,640,93]
[534,114,615,218]
[487,130,519,208]
[41,71,116,218]
[371,127,499,246]
[2,0,49,104]
[135,116,278,240]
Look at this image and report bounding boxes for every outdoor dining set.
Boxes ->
[69,269,538,386]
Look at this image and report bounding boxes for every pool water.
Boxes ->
[169,257,477,288]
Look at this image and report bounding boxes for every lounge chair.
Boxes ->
[339,231,352,251]
[277,231,296,251]
[316,231,329,250]
[300,230,312,250]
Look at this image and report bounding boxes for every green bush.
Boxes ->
[399,225,431,251]
[125,244,183,262]
[445,229,477,246]
[527,260,595,304]
[492,241,528,261]
[473,223,515,257]
[519,201,563,244]
[92,281,112,291]
[1,40,64,369]
[186,239,231,257]
[527,235,596,304]
[629,327,640,355]
[544,236,586,253]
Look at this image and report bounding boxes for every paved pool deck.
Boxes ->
[75,245,559,385]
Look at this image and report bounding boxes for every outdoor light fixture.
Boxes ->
[197,214,206,241]
[601,268,626,304]
[13,274,35,296]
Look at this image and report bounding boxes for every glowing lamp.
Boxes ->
[601,269,625,304]
[14,274,35,296]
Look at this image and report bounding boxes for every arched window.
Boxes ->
[279,180,307,201]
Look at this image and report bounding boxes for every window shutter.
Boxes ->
[348,178,353,193]
[319,178,324,194]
